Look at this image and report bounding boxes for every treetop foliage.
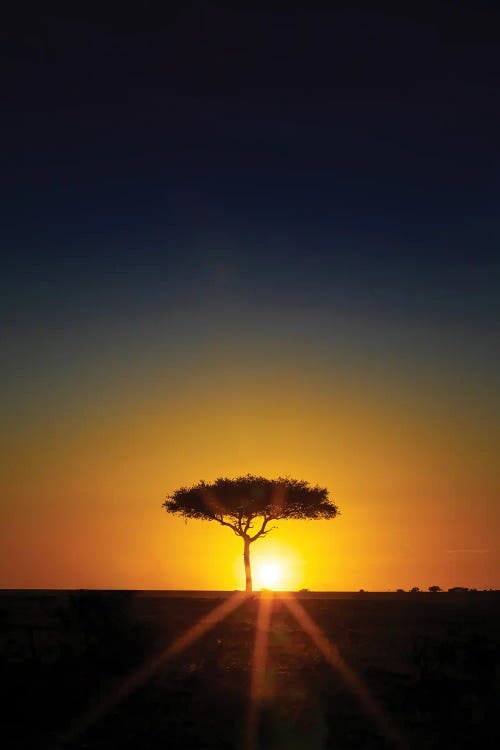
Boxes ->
[163,474,338,540]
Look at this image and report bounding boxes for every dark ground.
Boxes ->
[1,590,498,749]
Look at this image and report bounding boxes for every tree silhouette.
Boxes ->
[163,475,338,591]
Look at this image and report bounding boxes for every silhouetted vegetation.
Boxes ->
[163,475,338,591]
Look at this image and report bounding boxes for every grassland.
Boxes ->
[1,590,498,749]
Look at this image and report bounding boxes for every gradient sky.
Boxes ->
[2,2,499,590]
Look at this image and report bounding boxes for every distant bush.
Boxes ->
[428,585,442,592]
[410,586,420,593]
[396,588,405,593]
[447,586,469,593]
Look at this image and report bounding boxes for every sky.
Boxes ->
[1,1,499,590]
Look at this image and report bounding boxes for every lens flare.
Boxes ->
[60,591,247,745]
[245,592,273,750]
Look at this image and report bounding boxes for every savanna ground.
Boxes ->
[1,590,498,749]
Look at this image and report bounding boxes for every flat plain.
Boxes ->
[1,590,498,749]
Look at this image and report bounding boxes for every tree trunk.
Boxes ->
[243,537,253,592]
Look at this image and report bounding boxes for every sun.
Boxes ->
[257,562,282,590]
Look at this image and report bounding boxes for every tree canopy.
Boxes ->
[164,474,338,537]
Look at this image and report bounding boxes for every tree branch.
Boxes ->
[253,525,278,540]
[249,515,278,542]
[243,514,255,535]
[213,515,242,537]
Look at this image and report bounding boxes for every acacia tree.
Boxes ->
[163,474,338,592]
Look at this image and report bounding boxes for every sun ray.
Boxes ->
[244,592,273,750]
[283,595,407,749]
[60,591,247,745]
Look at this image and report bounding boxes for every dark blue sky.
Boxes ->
[2,1,499,399]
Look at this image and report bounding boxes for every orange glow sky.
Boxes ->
[2,337,498,591]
